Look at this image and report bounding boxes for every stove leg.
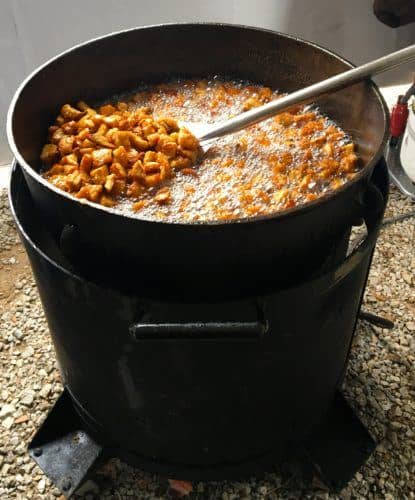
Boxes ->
[28,389,106,498]
[29,389,375,494]
[303,391,376,491]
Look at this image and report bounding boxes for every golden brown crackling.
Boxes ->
[41,100,200,208]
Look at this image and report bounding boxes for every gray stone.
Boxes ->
[0,404,15,418]
[39,384,52,399]
[19,389,35,407]
[12,330,24,340]
[2,416,14,430]
[37,478,46,494]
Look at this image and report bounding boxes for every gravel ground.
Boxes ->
[0,186,414,499]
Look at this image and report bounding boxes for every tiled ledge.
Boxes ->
[0,165,11,189]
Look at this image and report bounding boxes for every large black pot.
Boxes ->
[9,161,388,478]
[7,24,389,299]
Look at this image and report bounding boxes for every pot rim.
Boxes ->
[8,160,386,303]
[6,22,390,227]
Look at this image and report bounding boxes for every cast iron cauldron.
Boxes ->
[7,24,389,299]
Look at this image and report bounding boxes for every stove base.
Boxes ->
[303,391,376,490]
[28,390,106,498]
[29,388,375,498]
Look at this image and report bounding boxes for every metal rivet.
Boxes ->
[61,478,72,491]
[33,448,42,457]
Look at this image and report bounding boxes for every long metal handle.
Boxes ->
[200,44,415,142]
[129,321,268,341]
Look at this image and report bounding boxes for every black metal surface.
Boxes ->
[7,23,389,300]
[305,391,376,491]
[9,161,388,476]
[359,310,395,329]
[28,390,104,498]
[30,389,375,495]
[130,321,268,341]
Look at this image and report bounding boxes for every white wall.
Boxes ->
[1,0,414,164]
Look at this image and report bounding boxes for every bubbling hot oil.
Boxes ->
[112,78,358,222]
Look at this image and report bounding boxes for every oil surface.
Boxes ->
[117,78,357,222]
[42,78,359,222]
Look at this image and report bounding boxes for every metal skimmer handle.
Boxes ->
[199,44,415,142]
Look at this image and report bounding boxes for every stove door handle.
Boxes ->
[129,321,268,341]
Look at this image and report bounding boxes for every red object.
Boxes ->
[168,479,193,497]
[390,96,409,139]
